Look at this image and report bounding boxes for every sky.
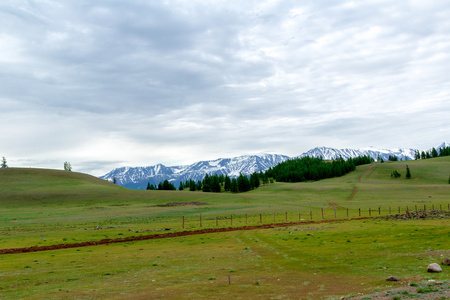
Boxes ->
[1,0,449,176]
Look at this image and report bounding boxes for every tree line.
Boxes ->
[148,171,272,193]
[414,146,450,160]
[148,155,374,192]
[264,155,374,183]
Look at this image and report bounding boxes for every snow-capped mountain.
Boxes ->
[100,142,448,189]
[100,154,290,189]
[299,146,416,161]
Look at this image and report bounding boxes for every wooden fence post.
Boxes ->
[286,212,288,223]
[299,212,301,221]
[200,214,202,227]
[182,216,185,229]
[347,208,349,218]
[398,206,400,214]
[273,212,275,223]
[334,206,337,219]
[432,204,434,210]
[378,207,381,215]
[359,208,361,216]
[231,215,233,226]
[322,208,324,219]
[260,213,262,223]
[246,213,248,224]
[369,208,371,216]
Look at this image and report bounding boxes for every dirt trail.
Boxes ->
[358,163,376,183]
[348,163,376,201]
[0,217,371,255]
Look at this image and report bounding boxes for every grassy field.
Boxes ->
[0,157,449,299]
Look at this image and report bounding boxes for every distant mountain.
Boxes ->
[298,146,416,161]
[100,142,448,189]
[100,154,290,189]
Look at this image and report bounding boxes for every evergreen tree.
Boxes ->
[189,180,196,191]
[179,182,184,191]
[421,151,426,159]
[405,165,411,179]
[391,170,401,178]
[237,173,251,192]
[1,157,7,168]
[202,174,211,192]
[147,182,151,190]
[230,178,238,193]
[431,147,438,158]
[211,175,221,193]
[414,150,420,160]
[224,175,231,191]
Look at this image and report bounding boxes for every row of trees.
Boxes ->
[148,171,271,193]
[414,146,450,160]
[265,155,374,183]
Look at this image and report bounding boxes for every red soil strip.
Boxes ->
[0,217,371,255]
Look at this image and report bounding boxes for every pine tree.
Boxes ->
[405,165,411,179]
[1,157,7,168]
[147,182,151,190]
[224,175,231,191]
[230,178,238,193]
[179,182,184,191]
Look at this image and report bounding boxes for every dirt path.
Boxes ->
[0,217,371,255]
[358,163,376,183]
[348,163,376,201]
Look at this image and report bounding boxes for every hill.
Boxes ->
[1,158,449,299]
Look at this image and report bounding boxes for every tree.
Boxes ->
[147,182,151,190]
[64,161,72,171]
[179,182,184,191]
[230,178,238,193]
[405,165,411,179]
[1,157,7,168]
[224,175,231,191]
[391,170,401,178]
[431,147,438,158]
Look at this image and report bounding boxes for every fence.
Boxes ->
[180,203,450,229]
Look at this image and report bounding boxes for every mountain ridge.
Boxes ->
[100,142,449,189]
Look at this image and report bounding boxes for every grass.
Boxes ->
[0,157,449,298]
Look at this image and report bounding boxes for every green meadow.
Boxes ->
[0,157,449,299]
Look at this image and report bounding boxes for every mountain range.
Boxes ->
[100,142,449,189]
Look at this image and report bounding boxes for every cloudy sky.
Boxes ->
[1,0,449,176]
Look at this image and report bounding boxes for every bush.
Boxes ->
[391,170,401,178]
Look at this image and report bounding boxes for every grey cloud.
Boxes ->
[1,0,449,175]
